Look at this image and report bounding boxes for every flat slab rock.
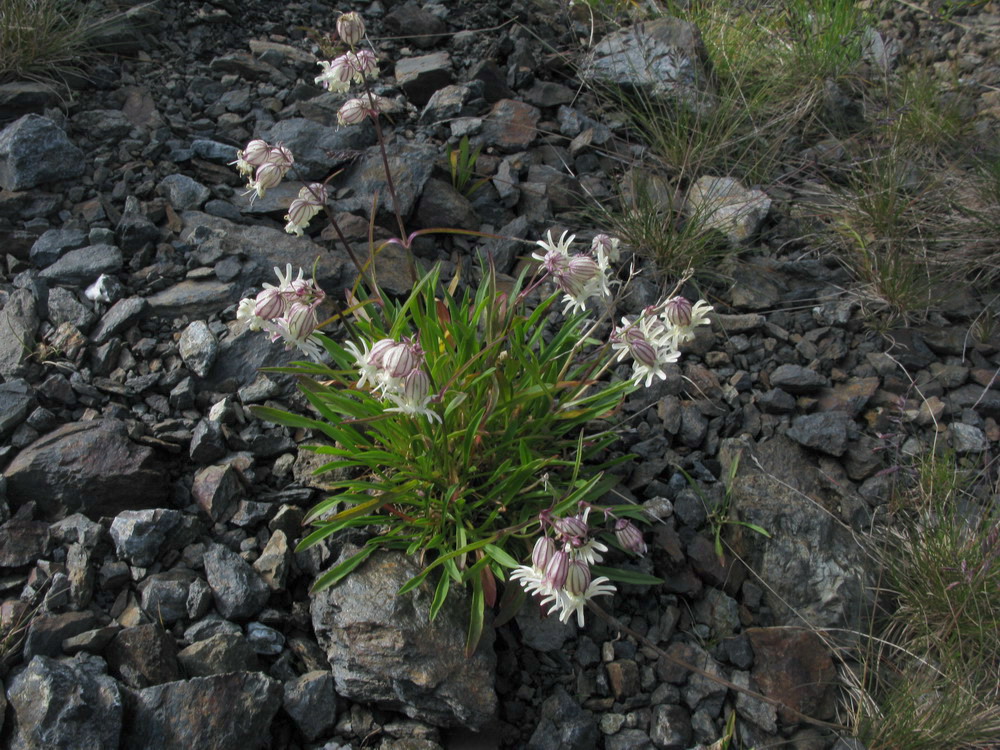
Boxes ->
[311,549,497,731]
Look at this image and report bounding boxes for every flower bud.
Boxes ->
[614,519,647,556]
[564,560,592,596]
[254,287,286,321]
[254,162,285,191]
[381,340,420,379]
[531,536,555,570]
[242,139,271,166]
[629,336,659,369]
[267,144,294,170]
[559,255,600,298]
[284,302,319,342]
[367,338,397,368]
[543,549,569,591]
[286,198,319,233]
[337,12,365,46]
[401,367,430,404]
[300,183,328,206]
[338,98,370,126]
[663,296,693,327]
[351,48,378,79]
[554,514,588,544]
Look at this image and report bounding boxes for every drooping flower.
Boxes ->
[532,230,575,265]
[548,562,616,627]
[350,49,379,80]
[315,56,354,92]
[614,518,648,556]
[384,367,441,423]
[664,299,713,346]
[590,234,620,271]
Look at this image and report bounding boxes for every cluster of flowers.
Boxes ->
[531,230,713,387]
[344,336,440,423]
[314,12,390,127]
[232,139,294,200]
[237,265,326,360]
[532,231,619,314]
[611,296,713,387]
[511,507,647,626]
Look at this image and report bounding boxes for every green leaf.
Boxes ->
[464,576,485,658]
[429,570,451,620]
[590,565,664,586]
[484,543,519,569]
[310,546,376,593]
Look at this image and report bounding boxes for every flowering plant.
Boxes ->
[231,11,714,653]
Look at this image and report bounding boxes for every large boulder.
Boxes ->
[719,435,873,634]
[4,654,122,750]
[311,549,497,730]
[4,419,170,519]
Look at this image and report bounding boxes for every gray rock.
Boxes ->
[950,422,988,454]
[120,672,282,750]
[420,83,473,123]
[29,227,88,266]
[184,617,243,643]
[0,518,50,566]
[479,99,540,153]
[246,622,284,655]
[177,632,259,677]
[74,109,132,143]
[116,196,160,252]
[158,173,211,210]
[190,419,226,464]
[257,118,376,181]
[686,176,771,243]
[111,509,183,566]
[38,244,123,285]
[23,612,97,661]
[478,214,528,274]
[0,378,35,439]
[414,178,479,231]
[0,114,85,190]
[140,570,197,625]
[385,3,447,48]
[192,464,243,522]
[90,297,148,344]
[145,279,239,319]
[515,595,574,651]
[283,670,338,742]
[583,18,714,107]
[769,364,827,393]
[105,623,181,689]
[0,81,60,121]
[5,419,169,520]
[192,139,241,163]
[395,51,453,106]
[253,529,291,591]
[757,388,795,414]
[311,549,497,730]
[45,287,95,330]
[786,411,851,456]
[179,320,219,378]
[606,728,654,750]
[0,288,38,378]
[649,703,692,749]
[720,436,872,632]
[331,142,438,223]
[180,211,348,299]
[4,655,122,750]
[527,685,598,750]
[203,543,270,621]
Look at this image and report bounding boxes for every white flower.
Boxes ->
[531,230,575,264]
[549,572,616,627]
[237,298,264,330]
[384,368,441,423]
[663,299,713,346]
[315,56,354,92]
[343,340,379,390]
[571,538,607,566]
